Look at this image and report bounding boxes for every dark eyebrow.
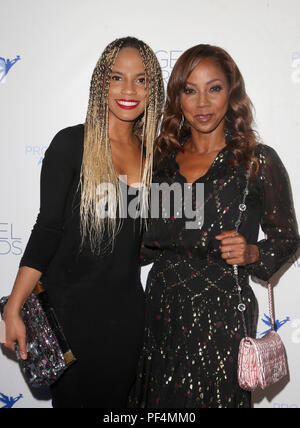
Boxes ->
[111,70,146,77]
[185,78,224,86]
[206,78,224,85]
[185,81,197,86]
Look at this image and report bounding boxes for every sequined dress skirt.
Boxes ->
[129,253,257,408]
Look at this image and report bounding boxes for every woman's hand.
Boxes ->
[1,266,42,360]
[3,305,27,360]
[215,230,259,265]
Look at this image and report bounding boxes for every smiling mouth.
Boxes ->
[195,114,213,123]
[115,99,140,109]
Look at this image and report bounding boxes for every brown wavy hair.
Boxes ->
[155,44,259,174]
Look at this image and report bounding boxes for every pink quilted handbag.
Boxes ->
[237,283,288,391]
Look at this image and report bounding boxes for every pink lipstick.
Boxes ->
[195,114,213,123]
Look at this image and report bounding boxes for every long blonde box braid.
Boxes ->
[79,37,164,254]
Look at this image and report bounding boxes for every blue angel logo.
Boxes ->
[259,314,290,337]
[0,392,23,408]
[0,55,21,83]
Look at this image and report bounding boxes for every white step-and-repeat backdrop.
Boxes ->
[1,0,299,409]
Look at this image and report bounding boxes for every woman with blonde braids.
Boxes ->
[2,36,164,408]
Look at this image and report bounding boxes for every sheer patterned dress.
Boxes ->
[129,142,299,408]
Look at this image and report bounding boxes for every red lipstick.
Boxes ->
[115,99,140,110]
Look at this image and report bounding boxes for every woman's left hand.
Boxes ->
[215,230,259,265]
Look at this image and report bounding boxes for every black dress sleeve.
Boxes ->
[19,126,82,272]
[246,144,300,281]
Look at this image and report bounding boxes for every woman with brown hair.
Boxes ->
[129,44,299,408]
[2,36,164,408]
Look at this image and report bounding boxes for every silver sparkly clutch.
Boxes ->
[0,282,76,388]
